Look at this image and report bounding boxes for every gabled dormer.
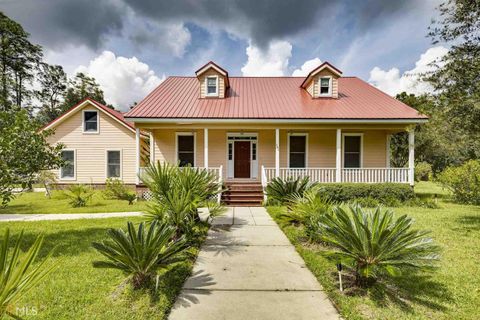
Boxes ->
[195,61,230,98]
[300,62,342,99]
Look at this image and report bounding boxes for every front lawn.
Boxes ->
[268,182,480,320]
[1,217,208,319]
[0,190,148,214]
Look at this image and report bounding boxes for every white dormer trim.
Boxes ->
[205,75,219,97]
[196,63,227,77]
[318,76,333,97]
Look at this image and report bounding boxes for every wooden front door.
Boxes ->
[234,141,251,178]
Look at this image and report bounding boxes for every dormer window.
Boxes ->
[83,110,98,133]
[319,77,332,96]
[206,76,218,97]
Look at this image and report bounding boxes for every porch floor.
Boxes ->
[168,207,339,320]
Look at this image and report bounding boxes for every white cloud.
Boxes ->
[241,40,292,76]
[75,51,164,111]
[292,57,322,76]
[163,23,191,57]
[368,46,448,96]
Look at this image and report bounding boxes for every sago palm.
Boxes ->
[92,221,188,289]
[318,205,440,287]
[265,177,313,205]
[0,229,54,318]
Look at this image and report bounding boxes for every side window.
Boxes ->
[107,150,121,178]
[83,110,98,133]
[344,135,362,168]
[177,134,195,167]
[289,135,307,168]
[60,150,75,179]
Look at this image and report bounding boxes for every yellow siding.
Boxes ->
[151,128,389,178]
[47,104,137,184]
[198,68,226,98]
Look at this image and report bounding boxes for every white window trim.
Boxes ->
[342,133,364,168]
[205,75,219,97]
[105,149,123,180]
[287,133,309,168]
[59,149,76,181]
[318,76,333,97]
[175,132,196,166]
[225,132,258,179]
[82,109,99,134]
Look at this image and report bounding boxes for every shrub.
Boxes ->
[265,177,314,205]
[349,197,380,208]
[104,178,136,205]
[415,162,433,182]
[0,229,54,318]
[437,160,480,205]
[316,183,414,206]
[63,184,93,207]
[317,205,440,287]
[92,221,188,290]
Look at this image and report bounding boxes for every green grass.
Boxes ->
[267,182,480,320]
[0,217,208,319]
[0,191,149,214]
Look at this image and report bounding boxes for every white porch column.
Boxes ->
[336,128,342,182]
[386,134,391,168]
[204,128,209,168]
[408,130,415,186]
[275,128,280,178]
[135,128,140,185]
[149,131,155,165]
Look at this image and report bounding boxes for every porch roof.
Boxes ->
[124,76,427,122]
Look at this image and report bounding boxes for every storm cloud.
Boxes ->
[1,0,420,50]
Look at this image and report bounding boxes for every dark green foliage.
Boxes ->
[63,184,94,207]
[61,72,109,112]
[316,183,415,206]
[35,63,67,124]
[437,160,480,205]
[0,108,63,206]
[415,162,433,182]
[265,177,314,205]
[104,178,137,205]
[318,205,440,287]
[349,197,380,208]
[92,221,188,290]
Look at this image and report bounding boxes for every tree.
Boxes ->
[0,12,42,110]
[426,0,480,162]
[35,63,67,124]
[61,72,110,112]
[0,108,63,205]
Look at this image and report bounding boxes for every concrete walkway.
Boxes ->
[169,206,340,320]
[0,212,142,222]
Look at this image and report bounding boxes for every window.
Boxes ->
[289,135,307,168]
[319,77,331,96]
[206,76,218,96]
[344,135,362,168]
[228,143,233,160]
[107,150,121,178]
[177,134,195,167]
[60,150,75,179]
[252,143,257,161]
[83,110,98,133]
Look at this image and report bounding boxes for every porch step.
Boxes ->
[222,182,264,207]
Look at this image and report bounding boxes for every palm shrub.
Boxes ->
[265,177,314,205]
[317,205,440,287]
[92,221,188,290]
[63,184,93,207]
[0,229,54,318]
[279,186,331,225]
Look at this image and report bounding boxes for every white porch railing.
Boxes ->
[262,167,409,184]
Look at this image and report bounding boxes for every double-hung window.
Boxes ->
[107,150,121,178]
[319,77,331,96]
[343,135,362,168]
[60,150,75,179]
[83,110,98,133]
[289,134,307,168]
[177,134,195,167]
[206,76,218,96]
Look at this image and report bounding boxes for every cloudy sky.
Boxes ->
[1,0,448,111]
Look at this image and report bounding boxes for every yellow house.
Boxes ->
[44,61,427,205]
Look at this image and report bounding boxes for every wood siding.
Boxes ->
[47,104,138,184]
[198,68,226,98]
[306,70,339,99]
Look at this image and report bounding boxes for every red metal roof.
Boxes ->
[124,76,427,120]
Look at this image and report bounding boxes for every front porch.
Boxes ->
[135,126,415,186]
